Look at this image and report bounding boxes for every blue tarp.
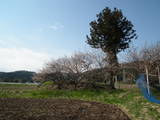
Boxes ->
[136,74,160,104]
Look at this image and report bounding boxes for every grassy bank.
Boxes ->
[0,83,160,120]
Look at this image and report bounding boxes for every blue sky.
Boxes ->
[0,0,160,71]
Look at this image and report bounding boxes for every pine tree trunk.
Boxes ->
[106,51,119,89]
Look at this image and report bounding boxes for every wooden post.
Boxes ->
[115,75,118,89]
[145,65,150,95]
[157,67,160,85]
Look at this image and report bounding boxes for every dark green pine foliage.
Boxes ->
[87,7,137,53]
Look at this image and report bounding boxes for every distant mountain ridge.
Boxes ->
[0,71,36,83]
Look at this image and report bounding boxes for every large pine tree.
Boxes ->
[87,7,137,89]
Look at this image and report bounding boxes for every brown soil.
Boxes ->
[0,98,131,120]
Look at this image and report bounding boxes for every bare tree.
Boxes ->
[33,51,95,89]
[125,42,160,85]
[89,49,106,69]
[69,52,93,73]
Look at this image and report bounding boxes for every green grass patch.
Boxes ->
[1,83,160,120]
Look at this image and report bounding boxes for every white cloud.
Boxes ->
[48,23,64,31]
[0,48,51,72]
[49,25,58,30]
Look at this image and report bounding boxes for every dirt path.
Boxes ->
[0,98,131,120]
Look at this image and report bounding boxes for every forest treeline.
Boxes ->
[0,71,35,83]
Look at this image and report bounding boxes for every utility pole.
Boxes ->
[145,65,150,95]
[157,66,160,85]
